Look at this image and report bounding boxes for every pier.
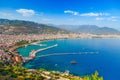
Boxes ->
[36,52,99,58]
[23,44,58,62]
[29,44,58,57]
[23,44,99,62]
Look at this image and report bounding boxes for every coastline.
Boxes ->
[15,36,120,63]
[15,38,70,63]
[0,35,105,80]
[9,35,120,68]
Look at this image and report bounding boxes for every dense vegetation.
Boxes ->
[15,40,29,46]
[0,61,43,80]
[0,60,103,80]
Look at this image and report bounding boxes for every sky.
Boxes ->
[0,0,120,29]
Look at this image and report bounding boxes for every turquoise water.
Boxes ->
[17,40,56,57]
[18,38,120,80]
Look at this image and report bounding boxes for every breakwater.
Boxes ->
[23,44,58,62]
[30,44,58,57]
[36,52,99,58]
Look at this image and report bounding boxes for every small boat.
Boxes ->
[70,61,77,64]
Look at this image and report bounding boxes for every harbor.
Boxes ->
[23,44,58,62]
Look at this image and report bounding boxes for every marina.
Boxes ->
[23,44,58,62]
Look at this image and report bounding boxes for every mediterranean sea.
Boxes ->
[17,38,120,80]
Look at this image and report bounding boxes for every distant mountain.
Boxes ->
[1,19,119,35]
[56,25,120,35]
[0,19,70,34]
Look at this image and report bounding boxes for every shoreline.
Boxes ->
[16,37,120,63]
[3,36,110,80]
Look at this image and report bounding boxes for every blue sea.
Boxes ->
[17,38,120,80]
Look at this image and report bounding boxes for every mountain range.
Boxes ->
[0,19,70,34]
[56,25,120,35]
[0,19,120,35]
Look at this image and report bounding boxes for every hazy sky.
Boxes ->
[0,0,120,29]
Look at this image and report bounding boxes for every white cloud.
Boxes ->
[64,10,110,17]
[107,16,118,21]
[16,9,35,17]
[64,10,79,15]
[96,16,118,21]
[96,17,105,20]
[80,12,110,17]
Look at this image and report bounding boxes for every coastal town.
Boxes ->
[0,0,119,79]
[0,33,106,80]
[1,33,120,48]
[0,33,89,64]
[1,33,120,64]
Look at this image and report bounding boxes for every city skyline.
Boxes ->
[0,0,120,30]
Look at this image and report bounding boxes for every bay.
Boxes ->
[18,38,120,80]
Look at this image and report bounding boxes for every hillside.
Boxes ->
[0,19,70,34]
[56,25,120,35]
[1,19,119,35]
